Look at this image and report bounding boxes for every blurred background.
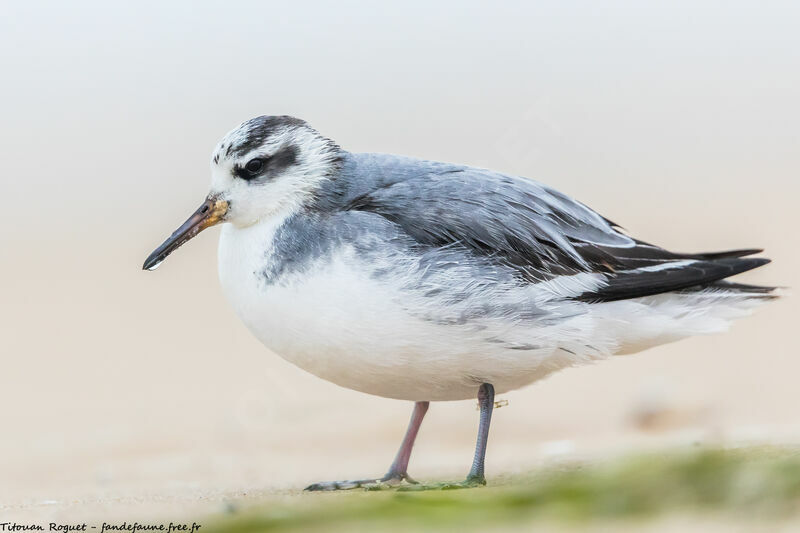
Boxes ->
[0,0,797,524]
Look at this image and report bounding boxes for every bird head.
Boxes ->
[142,115,341,271]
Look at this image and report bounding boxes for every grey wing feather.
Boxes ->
[332,152,772,299]
[342,159,634,279]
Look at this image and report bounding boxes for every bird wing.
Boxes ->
[343,164,770,301]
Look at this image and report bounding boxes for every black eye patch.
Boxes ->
[234,145,299,181]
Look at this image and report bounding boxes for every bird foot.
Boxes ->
[396,474,486,491]
[304,472,418,491]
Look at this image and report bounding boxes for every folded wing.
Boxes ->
[345,164,772,301]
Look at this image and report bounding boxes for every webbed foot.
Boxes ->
[396,474,486,491]
[304,472,418,491]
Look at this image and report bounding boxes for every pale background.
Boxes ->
[0,0,797,521]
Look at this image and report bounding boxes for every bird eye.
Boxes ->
[244,158,264,175]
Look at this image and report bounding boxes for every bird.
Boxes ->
[143,115,776,491]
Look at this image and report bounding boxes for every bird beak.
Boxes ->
[142,196,229,271]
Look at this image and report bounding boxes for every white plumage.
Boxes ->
[217,206,771,401]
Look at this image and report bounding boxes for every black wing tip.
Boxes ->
[697,248,764,260]
[730,256,771,271]
[574,254,773,303]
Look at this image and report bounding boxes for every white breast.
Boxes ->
[217,216,591,401]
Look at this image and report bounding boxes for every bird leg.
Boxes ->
[465,382,495,485]
[398,382,495,491]
[304,401,429,491]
